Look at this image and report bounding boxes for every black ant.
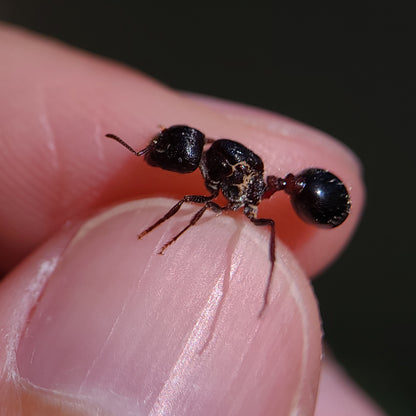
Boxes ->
[106,125,351,316]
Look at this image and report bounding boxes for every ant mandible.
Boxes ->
[106,125,351,316]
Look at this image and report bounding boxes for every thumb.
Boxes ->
[1,199,321,415]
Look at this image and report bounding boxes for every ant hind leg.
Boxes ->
[247,216,276,317]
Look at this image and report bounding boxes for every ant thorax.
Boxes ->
[200,139,266,209]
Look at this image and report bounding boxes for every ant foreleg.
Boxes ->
[158,201,227,254]
[138,193,218,239]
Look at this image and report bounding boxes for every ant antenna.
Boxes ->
[105,134,150,156]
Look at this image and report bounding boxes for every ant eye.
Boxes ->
[290,168,351,228]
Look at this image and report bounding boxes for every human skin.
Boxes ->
[0,24,384,415]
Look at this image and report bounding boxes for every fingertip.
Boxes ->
[2,199,321,415]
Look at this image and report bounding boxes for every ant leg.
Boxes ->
[247,217,276,317]
[138,193,218,239]
[158,201,227,254]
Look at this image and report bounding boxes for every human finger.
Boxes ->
[315,355,387,416]
[1,199,321,415]
[0,24,364,277]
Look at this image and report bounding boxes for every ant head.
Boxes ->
[106,125,206,174]
[144,125,206,173]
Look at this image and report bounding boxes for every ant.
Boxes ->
[106,125,351,316]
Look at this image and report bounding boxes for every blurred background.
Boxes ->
[1,2,414,415]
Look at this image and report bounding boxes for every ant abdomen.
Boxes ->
[289,168,351,228]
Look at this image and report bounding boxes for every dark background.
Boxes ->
[1,2,414,415]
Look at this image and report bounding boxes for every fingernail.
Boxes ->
[17,198,321,415]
